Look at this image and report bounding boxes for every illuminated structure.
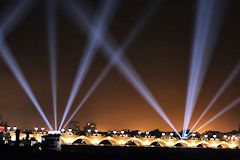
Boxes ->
[8,131,240,149]
[61,135,240,149]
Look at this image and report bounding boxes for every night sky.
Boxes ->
[0,0,239,133]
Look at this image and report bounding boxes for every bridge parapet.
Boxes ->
[60,134,240,149]
[9,132,240,149]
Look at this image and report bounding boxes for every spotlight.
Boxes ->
[0,38,53,130]
[0,1,52,129]
[62,0,180,138]
[183,0,229,135]
[46,0,58,131]
[58,0,119,130]
[48,130,61,135]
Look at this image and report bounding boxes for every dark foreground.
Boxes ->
[0,145,240,160]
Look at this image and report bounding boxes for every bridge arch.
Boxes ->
[216,144,225,148]
[150,139,167,147]
[125,141,138,146]
[61,136,92,145]
[98,137,117,146]
[124,138,143,146]
[216,142,230,149]
[196,141,209,148]
[150,142,162,147]
[99,140,113,146]
[72,139,87,145]
[173,140,190,148]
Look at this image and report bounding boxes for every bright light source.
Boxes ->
[34,127,38,131]
[162,133,165,136]
[41,128,45,131]
[48,130,61,135]
[68,128,72,132]
[87,129,91,133]
[138,131,141,135]
[213,135,217,138]
[61,129,65,132]
[113,131,117,134]
[223,135,227,138]
[204,135,208,138]
[231,135,236,140]
[121,131,124,134]
[7,127,11,130]
[13,126,17,130]
[95,129,98,133]
[146,131,149,135]
[170,133,174,136]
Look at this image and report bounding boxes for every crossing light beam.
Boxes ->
[58,0,119,130]
[62,0,166,129]
[195,96,240,133]
[183,0,229,136]
[189,61,240,133]
[61,0,180,138]
[0,0,52,130]
[0,37,53,130]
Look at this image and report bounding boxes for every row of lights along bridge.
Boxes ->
[4,126,240,142]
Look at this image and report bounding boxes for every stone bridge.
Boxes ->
[60,134,240,149]
[11,132,240,149]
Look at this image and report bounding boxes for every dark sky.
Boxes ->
[0,0,239,133]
